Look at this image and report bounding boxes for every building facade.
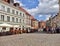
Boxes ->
[46,13,60,28]
[0,0,33,33]
[39,21,46,28]
[31,18,39,30]
[50,0,60,27]
[46,0,60,28]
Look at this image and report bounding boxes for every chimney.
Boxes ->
[14,3,20,7]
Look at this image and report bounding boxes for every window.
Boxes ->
[12,10,15,14]
[16,18,18,23]
[1,15,4,21]
[2,27,6,30]
[7,16,10,22]
[10,28,13,30]
[20,19,21,23]
[20,13,22,16]
[23,20,24,23]
[23,14,24,17]
[16,11,18,15]
[1,5,5,11]
[12,17,14,22]
[7,8,10,13]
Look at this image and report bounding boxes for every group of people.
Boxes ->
[38,27,60,34]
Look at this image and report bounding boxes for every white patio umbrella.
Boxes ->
[26,25,31,28]
[14,25,19,27]
[0,23,13,27]
[31,27,34,29]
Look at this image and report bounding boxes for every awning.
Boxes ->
[31,27,34,29]
[0,23,13,27]
[14,25,19,27]
[26,25,31,28]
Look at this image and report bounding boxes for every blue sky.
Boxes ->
[20,0,39,9]
[14,0,59,21]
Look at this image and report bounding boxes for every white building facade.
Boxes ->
[0,0,27,32]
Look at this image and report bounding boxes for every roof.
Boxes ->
[19,7,32,16]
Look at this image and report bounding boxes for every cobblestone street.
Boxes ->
[0,33,60,46]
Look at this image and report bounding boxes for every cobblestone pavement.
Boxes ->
[0,33,60,46]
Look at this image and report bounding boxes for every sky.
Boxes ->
[14,0,59,21]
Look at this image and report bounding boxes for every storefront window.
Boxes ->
[2,27,6,30]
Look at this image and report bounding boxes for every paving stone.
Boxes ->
[0,33,60,46]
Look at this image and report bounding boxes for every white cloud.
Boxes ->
[52,4,59,8]
[39,15,42,17]
[14,0,59,15]
[26,0,59,16]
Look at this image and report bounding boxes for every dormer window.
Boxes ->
[14,3,20,7]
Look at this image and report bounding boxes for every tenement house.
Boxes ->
[0,0,32,33]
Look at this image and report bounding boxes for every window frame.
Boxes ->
[1,15,4,21]
[7,8,10,13]
[7,16,10,22]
